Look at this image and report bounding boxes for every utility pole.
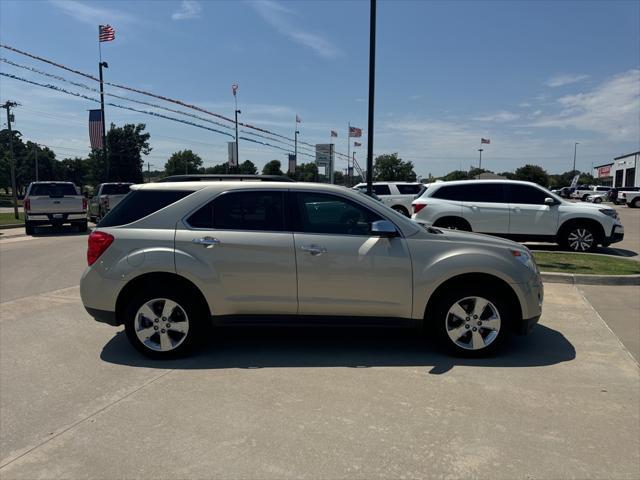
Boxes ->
[294,129,299,168]
[34,144,39,182]
[572,142,579,173]
[478,148,483,178]
[232,83,240,173]
[147,162,154,183]
[99,61,109,181]
[365,0,377,196]
[2,101,19,219]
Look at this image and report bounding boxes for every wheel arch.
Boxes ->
[115,272,210,324]
[432,216,472,231]
[558,217,605,244]
[423,273,523,332]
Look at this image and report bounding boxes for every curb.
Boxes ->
[0,223,24,230]
[541,272,640,286]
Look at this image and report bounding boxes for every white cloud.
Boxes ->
[518,102,532,108]
[545,73,589,88]
[172,1,202,21]
[252,0,341,59]
[473,111,519,123]
[531,69,640,140]
[49,0,134,26]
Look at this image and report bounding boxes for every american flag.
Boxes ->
[296,114,302,123]
[481,138,491,144]
[349,126,362,138]
[89,109,104,149]
[354,141,362,147]
[330,130,338,137]
[99,25,115,42]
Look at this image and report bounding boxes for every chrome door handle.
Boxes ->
[192,236,220,247]
[300,244,327,256]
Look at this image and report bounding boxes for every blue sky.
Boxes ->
[1,0,638,176]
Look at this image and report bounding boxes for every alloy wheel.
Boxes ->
[445,296,501,351]
[134,298,190,352]
[567,228,594,252]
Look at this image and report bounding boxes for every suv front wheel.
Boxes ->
[561,224,598,252]
[124,287,204,358]
[431,286,511,357]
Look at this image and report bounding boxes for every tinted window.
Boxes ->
[431,185,466,201]
[188,191,284,231]
[294,192,382,236]
[102,184,132,195]
[396,184,421,195]
[508,184,549,204]
[372,185,391,195]
[29,183,77,197]
[99,190,193,227]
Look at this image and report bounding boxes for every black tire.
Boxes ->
[124,285,206,359]
[594,197,602,204]
[77,221,88,232]
[392,205,410,217]
[429,285,513,357]
[433,217,472,231]
[560,223,599,252]
[631,198,640,209]
[25,221,34,235]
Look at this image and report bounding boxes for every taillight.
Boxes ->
[87,231,114,266]
[82,197,88,211]
[413,203,427,214]
[24,198,30,212]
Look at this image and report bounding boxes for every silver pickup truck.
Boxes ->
[23,181,87,234]
[89,183,133,222]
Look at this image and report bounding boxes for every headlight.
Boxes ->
[509,249,537,272]
[599,208,619,220]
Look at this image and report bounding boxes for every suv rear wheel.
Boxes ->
[631,198,640,208]
[124,287,205,358]
[391,205,409,217]
[431,286,511,357]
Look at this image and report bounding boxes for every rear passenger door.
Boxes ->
[175,190,298,316]
[461,183,509,234]
[507,184,559,236]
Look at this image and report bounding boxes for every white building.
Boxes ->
[593,151,639,188]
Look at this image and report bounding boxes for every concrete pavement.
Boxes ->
[1,234,639,478]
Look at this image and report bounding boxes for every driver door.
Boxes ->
[292,191,413,319]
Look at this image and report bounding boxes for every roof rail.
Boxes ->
[157,174,295,183]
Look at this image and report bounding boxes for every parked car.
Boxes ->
[352,182,426,217]
[619,190,640,208]
[571,185,611,201]
[88,183,133,222]
[411,180,624,252]
[608,187,640,205]
[586,193,607,204]
[23,181,87,235]
[80,181,543,359]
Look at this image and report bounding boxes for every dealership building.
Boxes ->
[593,151,639,188]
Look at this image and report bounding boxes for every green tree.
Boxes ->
[441,170,469,181]
[165,150,203,176]
[262,159,283,175]
[288,162,318,182]
[238,160,258,174]
[56,157,91,188]
[514,164,550,187]
[333,170,345,185]
[373,153,416,181]
[498,171,517,180]
[91,123,151,183]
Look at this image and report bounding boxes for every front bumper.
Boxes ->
[516,315,541,335]
[604,224,624,246]
[84,306,120,326]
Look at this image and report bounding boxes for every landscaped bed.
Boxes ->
[532,251,640,275]
[0,212,24,226]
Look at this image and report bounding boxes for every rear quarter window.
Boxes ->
[98,190,193,227]
[430,185,466,201]
[396,184,422,195]
[372,185,391,195]
[102,184,132,195]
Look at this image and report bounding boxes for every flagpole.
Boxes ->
[98,26,108,181]
[347,121,351,185]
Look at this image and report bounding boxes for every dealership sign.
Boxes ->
[598,165,611,178]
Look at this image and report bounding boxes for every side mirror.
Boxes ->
[544,197,556,205]
[371,220,399,237]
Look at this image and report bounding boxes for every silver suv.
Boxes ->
[80,181,543,358]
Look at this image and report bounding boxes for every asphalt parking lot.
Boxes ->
[0,208,639,479]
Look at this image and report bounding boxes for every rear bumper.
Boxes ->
[25,213,86,225]
[84,306,120,326]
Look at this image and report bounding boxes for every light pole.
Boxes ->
[572,142,579,173]
[366,0,377,196]
[294,129,299,167]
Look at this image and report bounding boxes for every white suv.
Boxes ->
[80,181,543,359]
[412,180,624,252]
[353,182,425,217]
